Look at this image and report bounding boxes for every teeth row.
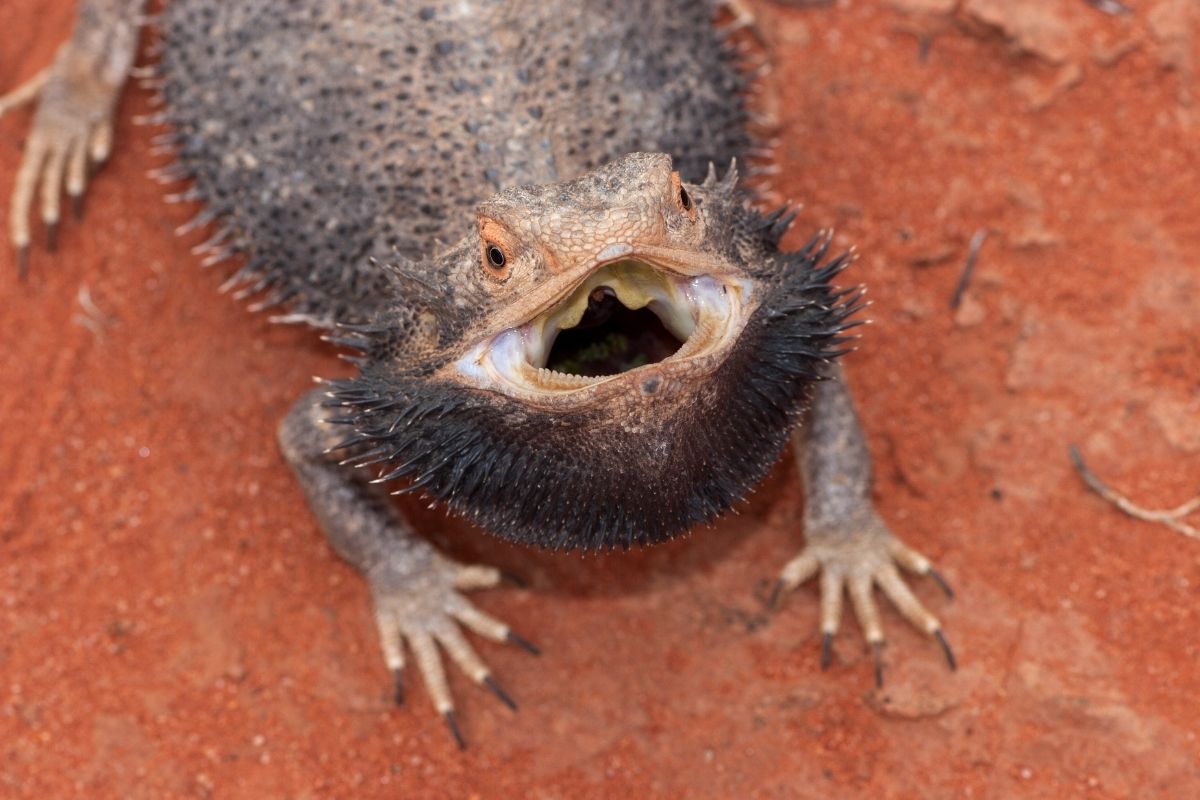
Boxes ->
[532,366,599,388]
[670,314,717,362]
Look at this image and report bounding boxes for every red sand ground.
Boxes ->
[2,1,1199,797]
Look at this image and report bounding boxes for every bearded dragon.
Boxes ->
[2,0,955,747]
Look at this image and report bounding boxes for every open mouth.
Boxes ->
[454,258,750,398]
[543,289,683,376]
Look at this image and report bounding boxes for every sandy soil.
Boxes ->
[2,0,1199,797]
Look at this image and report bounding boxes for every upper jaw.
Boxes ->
[449,246,754,403]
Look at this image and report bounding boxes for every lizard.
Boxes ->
[1,0,956,747]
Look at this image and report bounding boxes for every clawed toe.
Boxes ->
[926,568,955,599]
[819,631,833,670]
[3,37,133,275]
[934,629,957,671]
[403,619,536,747]
[9,122,105,272]
[771,534,956,684]
[443,710,466,750]
[0,68,50,116]
[482,675,517,711]
[391,668,405,706]
[505,629,541,656]
[371,561,539,748]
[871,641,884,688]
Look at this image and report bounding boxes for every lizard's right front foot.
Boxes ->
[367,546,539,749]
[769,509,956,687]
[1,25,136,275]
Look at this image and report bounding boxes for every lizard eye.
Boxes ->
[679,185,692,211]
[480,238,512,282]
[478,217,515,282]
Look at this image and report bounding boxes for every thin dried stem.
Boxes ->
[1070,446,1200,541]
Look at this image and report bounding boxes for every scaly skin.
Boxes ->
[772,363,957,687]
[3,0,955,747]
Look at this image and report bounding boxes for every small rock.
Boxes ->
[963,0,1077,64]
[889,0,958,14]
[909,244,958,267]
[1013,62,1083,111]
[954,293,987,327]
[1149,396,1200,453]
[897,295,935,321]
[1005,178,1045,212]
[1147,0,1197,105]
[1092,36,1143,68]
[1010,222,1061,249]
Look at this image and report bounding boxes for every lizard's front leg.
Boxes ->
[0,0,145,274]
[771,364,956,686]
[278,390,538,748]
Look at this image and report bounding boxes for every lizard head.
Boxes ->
[330,153,860,550]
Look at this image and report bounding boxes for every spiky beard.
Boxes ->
[329,243,859,551]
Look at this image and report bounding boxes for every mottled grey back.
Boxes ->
[160,0,749,323]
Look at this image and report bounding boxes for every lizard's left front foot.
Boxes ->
[1,16,139,275]
[368,547,539,749]
[769,510,956,687]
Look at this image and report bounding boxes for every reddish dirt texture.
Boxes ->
[2,0,1199,798]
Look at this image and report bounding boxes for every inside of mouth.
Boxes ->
[545,287,684,376]
[456,259,739,395]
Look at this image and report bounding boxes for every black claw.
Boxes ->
[46,220,58,252]
[71,192,84,221]
[17,245,29,280]
[443,710,466,750]
[391,669,405,706]
[872,642,885,689]
[767,578,785,610]
[499,569,529,588]
[506,630,540,656]
[934,629,957,672]
[819,632,833,671]
[483,675,518,711]
[927,568,955,600]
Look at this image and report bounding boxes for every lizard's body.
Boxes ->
[160,0,750,324]
[2,0,955,746]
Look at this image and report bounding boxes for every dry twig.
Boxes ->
[1070,445,1200,541]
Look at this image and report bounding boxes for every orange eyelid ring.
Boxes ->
[478,217,514,281]
[670,171,696,217]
